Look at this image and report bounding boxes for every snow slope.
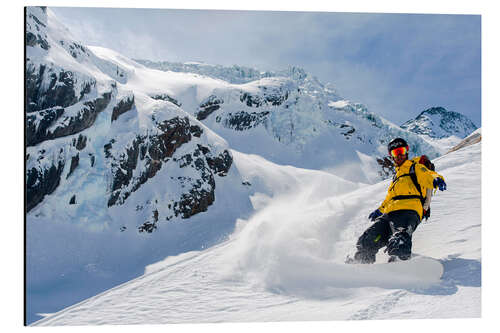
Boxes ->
[32,139,481,325]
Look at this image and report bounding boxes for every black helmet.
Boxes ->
[387,138,409,153]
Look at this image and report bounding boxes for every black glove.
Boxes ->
[423,208,431,220]
[433,178,447,191]
[368,209,382,221]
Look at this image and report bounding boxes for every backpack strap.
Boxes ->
[391,162,425,206]
[409,162,424,201]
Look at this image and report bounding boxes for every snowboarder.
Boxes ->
[349,138,447,263]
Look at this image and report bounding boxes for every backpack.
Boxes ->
[410,155,435,220]
[391,155,435,220]
[418,155,435,171]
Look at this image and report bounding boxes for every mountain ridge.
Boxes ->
[401,106,477,139]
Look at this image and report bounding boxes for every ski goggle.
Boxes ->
[390,146,408,158]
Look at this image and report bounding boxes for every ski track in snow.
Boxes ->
[32,142,481,326]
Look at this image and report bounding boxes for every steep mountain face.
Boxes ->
[137,61,441,183]
[401,106,477,139]
[26,7,241,233]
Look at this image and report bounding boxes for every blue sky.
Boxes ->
[50,7,481,126]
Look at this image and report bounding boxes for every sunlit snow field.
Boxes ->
[33,140,481,325]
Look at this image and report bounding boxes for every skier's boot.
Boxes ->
[385,231,412,261]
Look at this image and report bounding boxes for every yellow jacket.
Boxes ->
[379,157,445,220]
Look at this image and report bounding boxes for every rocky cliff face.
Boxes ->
[25,7,236,235]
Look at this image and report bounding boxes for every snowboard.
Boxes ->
[344,254,444,287]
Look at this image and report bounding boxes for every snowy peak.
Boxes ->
[135,59,310,85]
[401,106,477,139]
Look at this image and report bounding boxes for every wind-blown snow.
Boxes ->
[32,141,481,325]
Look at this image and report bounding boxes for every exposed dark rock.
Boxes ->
[26,89,111,146]
[325,120,359,140]
[26,64,47,113]
[240,92,264,107]
[27,66,73,112]
[67,153,79,179]
[189,125,203,138]
[67,42,90,59]
[26,159,66,212]
[74,134,87,150]
[43,92,111,143]
[107,117,194,207]
[196,144,210,155]
[150,94,181,107]
[26,63,98,113]
[111,95,135,122]
[177,153,193,168]
[217,111,269,131]
[206,150,232,176]
[26,31,49,50]
[239,89,288,108]
[79,82,92,100]
[138,209,159,233]
[89,154,95,167]
[26,107,64,146]
[26,9,50,50]
[138,221,157,233]
[167,148,232,219]
[175,185,215,219]
[105,115,232,224]
[28,10,47,27]
[196,95,223,120]
[264,90,289,106]
[340,124,356,138]
[69,195,76,205]
[104,139,115,159]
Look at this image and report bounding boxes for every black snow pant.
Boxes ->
[354,210,421,263]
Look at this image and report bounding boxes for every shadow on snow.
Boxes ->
[409,256,481,296]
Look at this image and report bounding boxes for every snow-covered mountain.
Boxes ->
[401,106,477,139]
[31,131,481,326]
[25,6,445,234]
[25,6,478,325]
[26,6,248,226]
[136,59,444,183]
